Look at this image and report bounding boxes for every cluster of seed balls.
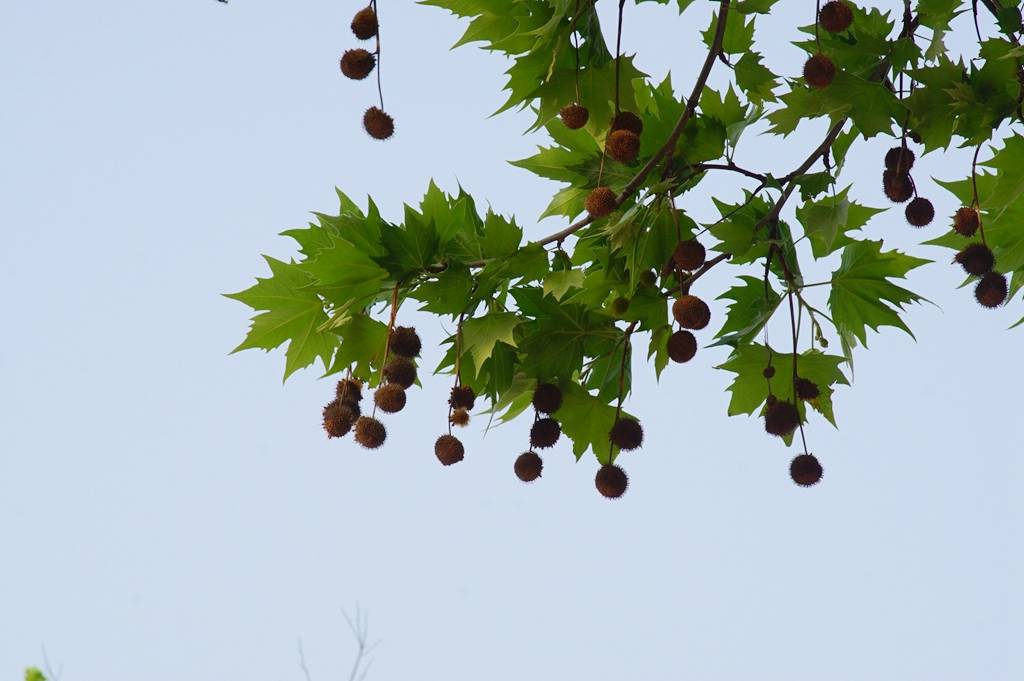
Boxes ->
[950,207,1009,307]
[666,239,711,364]
[435,383,476,466]
[803,0,854,89]
[761,367,824,487]
[881,143,936,228]
[339,6,394,140]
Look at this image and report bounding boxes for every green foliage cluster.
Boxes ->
[229,0,1024,488]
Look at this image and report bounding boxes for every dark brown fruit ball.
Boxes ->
[905,197,934,227]
[336,378,364,404]
[585,186,617,218]
[607,129,640,163]
[560,103,590,130]
[434,434,465,466]
[790,453,824,487]
[340,49,376,80]
[514,451,543,482]
[354,416,386,449]
[883,170,913,203]
[803,53,836,89]
[532,383,563,415]
[764,399,800,437]
[611,111,644,136]
[323,399,358,438]
[763,365,776,379]
[609,417,643,451]
[975,271,1008,308]
[953,207,980,237]
[672,295,711,330]
[363,106,394,140]
[595,464,628,499]
[794,377,820,400]
[672,239,706,271]
[819,0,853,32]
[639,270,657,287]
[389,326,421,358]
[610,296,630,317]
[449,407,470,427]
[382,358,417,389]
[373,383,406,414]
[449,385,476,410]
[530,417,561,449]
[667,329,697,363]
[954,243,995,276]
[351,6,379,40]
[884,146,915,173]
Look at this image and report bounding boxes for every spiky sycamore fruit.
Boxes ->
[514,451,543,482]
[794,377,820,400]
[953,206,980,237]
[955,243,995,276]
[323,399,357,438]
[667,329,697,363]
[763,365,776,379]
[382,358,416,389]
[607,129,640,163]
[532,383,563,415]
[449,407,470,427]
[884,146,915,173]
[560,103,589,130]
[610,296,630,317]
[530,417,561,449]
[611,111,644,136]
[672,295,711,330]
[905,197,934,227]
[374,383,407,413]
[449,385,476,410]
[609,417,643,451]
[790,453,824,487]
[354,416,386,449]
[975,271,1008,308]
[340,49,375,80]
[585,186,617,218]
[351,6,378,39]
[803,54,835,88]
[819,0,853,32]
[595,464,628,499]
[363,106,394,140]
[764,399,800,437]
[389,326,421,358]
[336,378,364,404]
[882,170,913,203]
[673,239,706,270]
[434,434,465,466]
[639,270,657,287]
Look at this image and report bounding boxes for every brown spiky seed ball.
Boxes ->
[595,464,628,499]
[611,111,644,136]
[790,453,824,487]
[672,239,706,270]
[953,206,980,237]
[449,385,476,410]
[363,106,394,140]
[667,329,697,363]
[449,408,470,427]
[607,129,640,163]
[672,295,711,330]
[560,103,590,130]
[764,399,800,437]
[373,383,407,414]
[639,270,658,287]
[585,186,617,218]
[975,271,1008,308]
[532,383,563,415]
[884,146,916,173]
[882,170,913,203]
[763,365,776,379]
[351,6,379,40]
[609,417,643,451]
[905,197,934,227]
[954,243,995,276]
[336,378,364,404]
[530,417,561,449]
[340,49,376,80]
[819,0,853,32]
[382,358,417,389]
[610,296,630,317]
[389,326,421,358]
[803,54,836,88]
[323,399,357,438]
[434,434,465,466]
[354,416,386,449]
[514,451,543,482]
[794,377,820,400]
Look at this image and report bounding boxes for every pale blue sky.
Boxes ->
[2,1,1021,679]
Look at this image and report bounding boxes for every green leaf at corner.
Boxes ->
[795,186,885,258]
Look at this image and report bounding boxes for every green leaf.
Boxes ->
[461,313,522,371]
[410,265,476,314]
[558,380,633,463]
[25,669,47,681]
[735,51,779,103]
[711,275,782,348]
[543,269,585,299]
[795,186,884,258]
[324,313,389,381]
[648,324,672,380]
